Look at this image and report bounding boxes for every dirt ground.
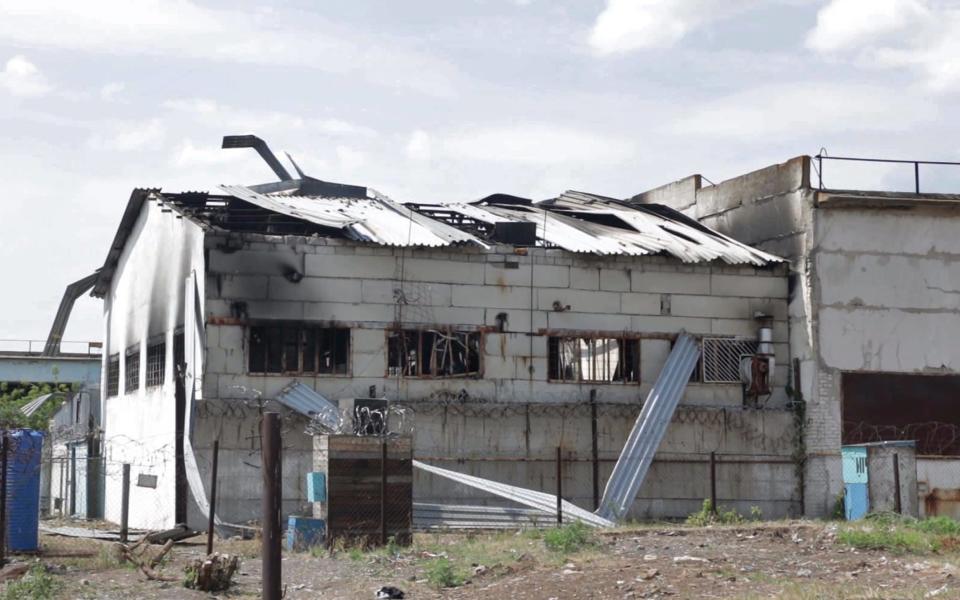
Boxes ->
[10,521,960,599]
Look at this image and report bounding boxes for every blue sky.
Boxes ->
[1,0,958,343]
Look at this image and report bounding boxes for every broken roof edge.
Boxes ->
[91,187,161,298]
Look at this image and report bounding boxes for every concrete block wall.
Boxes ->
[197,233,796,521]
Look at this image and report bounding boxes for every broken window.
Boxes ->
[248,323,350,375]
[146,341,165,387]
[387,329,481,378]
[125,346,140,393]
[547,336,639,383]
[106,354,120,397]
[701,337,758,383]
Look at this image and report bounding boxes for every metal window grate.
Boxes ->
[106,354,120,397]
[146,342,165,387]
[701,337,757,383]
[125,347,140,393]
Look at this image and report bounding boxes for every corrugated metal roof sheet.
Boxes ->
[274,382,342,433]
[221,184,486,248]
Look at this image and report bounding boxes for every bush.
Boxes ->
[424,557,464,588]
[686,499,745,526]
[543,521,594,554]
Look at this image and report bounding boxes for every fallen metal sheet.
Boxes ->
[598,332,700,521]
[39,525,143,542]
[274,381,342,433]
[221,184,486,248]
[413,460,613,528]
[413,502,554,530]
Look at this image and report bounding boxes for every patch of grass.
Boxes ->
[0,565,61,600]
[745,581,929,600]
[423,557,464,588]
[347,547,364,561]
[543,522,594,554]
[837,513,960,554]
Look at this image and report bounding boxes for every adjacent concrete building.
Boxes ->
[633,156,960,518]
[90,143,798,529]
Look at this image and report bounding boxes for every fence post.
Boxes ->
[893,453,902,515]
[556,446,563,525]
[0,432,8,567]
[261,412,282,600]
[206,439,219,556]
[914,162,920,194]
[120,463,130,543]
[380,441,387,546]
[590,389,599,510]
[710,451,718,515]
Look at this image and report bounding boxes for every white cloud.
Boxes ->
[172,139,245,167]
[86,118,166,151]
[0,55,52,97]
[99,82,126,102]
[806,0,960,92]
[441,124,635,165]
[162,98,377,138]
[588,0,756,55]
[673,82,936,137]
[405,130,432,161]
[0,0,460,96]
[335,145,365,171]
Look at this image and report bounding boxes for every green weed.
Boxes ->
[543,521,594,554]
[685,499,746,526]
[423,557,464,588]
[0,565,60,600]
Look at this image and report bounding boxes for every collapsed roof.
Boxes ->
[91,139,783,297]
[161,177,780,265]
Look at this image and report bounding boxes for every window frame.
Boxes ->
[146,340,166,388]
[386,327,483,379]
[247,322,352,376]
[106,354,120,398]
[124,345,140,393]
[547,334,641,384]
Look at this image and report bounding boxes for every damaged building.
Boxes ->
[635,155,960,519]
[88,136,796,530]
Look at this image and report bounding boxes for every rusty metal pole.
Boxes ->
[0,432,8,567]
[120,463,130,543]
[380,441,388,546]
[893,453,902,515]
[261,412,282,600]
[206,439,219,556]
[556,446,563,525]
[590,389,599,510]
[710,451,718,515]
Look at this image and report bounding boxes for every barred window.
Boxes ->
[388,329,481,378]
[700,337,758,383]
[146,341,165,387]
[248,323,350,375]
[106,354,120,397]
[548,336,640,383]
[125,346,140,393]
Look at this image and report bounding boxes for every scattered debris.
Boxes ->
[673,555,709,564]
[183,553,241,592]
[637,568,660,581]
[0,562,31,582]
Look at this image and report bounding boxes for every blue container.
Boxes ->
[286,516,325,551]
[7,430,44,552]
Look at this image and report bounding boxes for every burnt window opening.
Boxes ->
[146,341,166,387]
[125,346,140,393]
[173,331,185,379]
[106,354,120,398]
[388,329,481,378]
[248,323,350,375]
[548,336,640,383]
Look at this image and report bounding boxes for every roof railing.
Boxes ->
[815,152,960,195]
[0,339,102,356]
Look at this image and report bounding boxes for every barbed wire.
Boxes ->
[844,421,960,455]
